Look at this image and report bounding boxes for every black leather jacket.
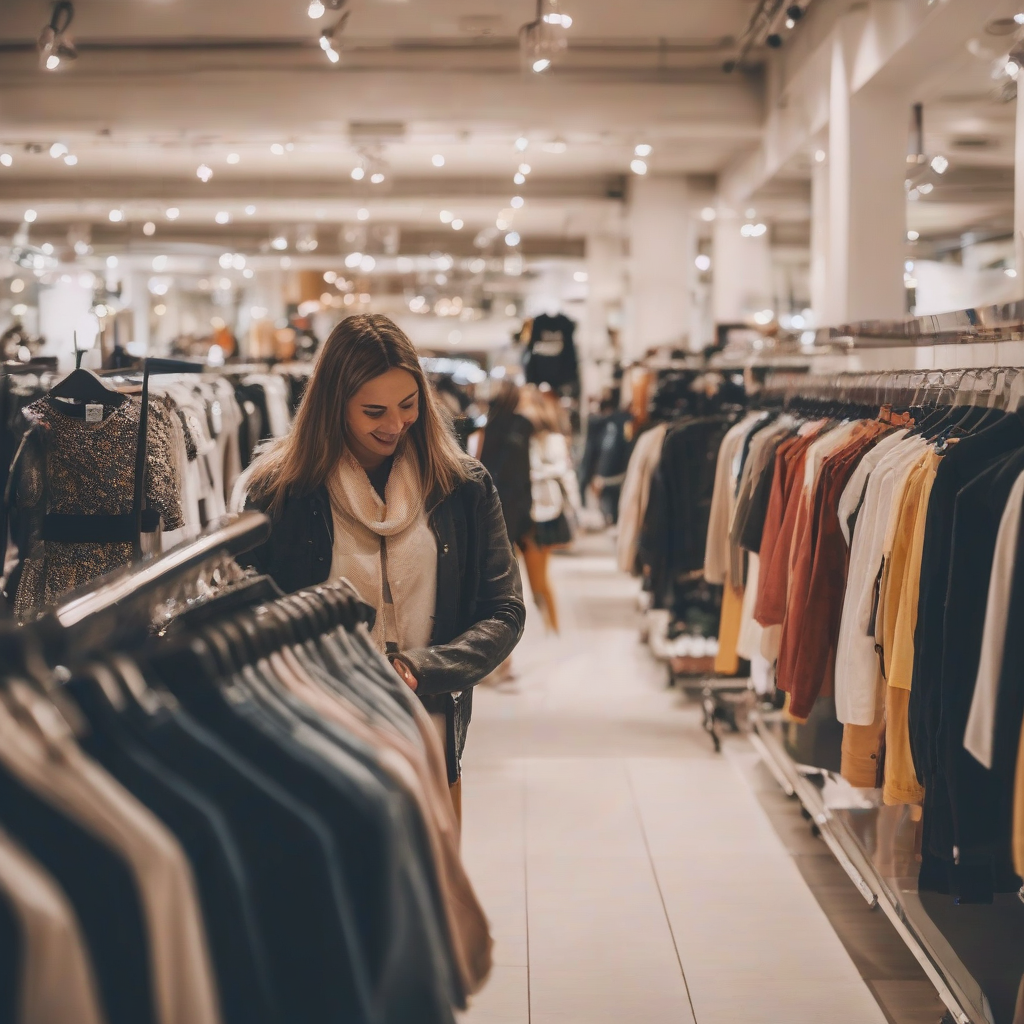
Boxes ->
[241,462,526,781]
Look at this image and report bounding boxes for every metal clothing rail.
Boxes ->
[814,300,1024,349]
[750,708,984,1024]
[43,511,271,658]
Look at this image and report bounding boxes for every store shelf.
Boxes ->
[750,707,993,1024]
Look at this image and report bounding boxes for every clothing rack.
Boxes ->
[731,356,1024,1024]
[45,511,271,657]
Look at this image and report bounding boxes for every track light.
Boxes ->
[38,1,77,71]
[320,9,349,65]
[767,33,783,48]
[520,0,569,74]
[308,0,325,18]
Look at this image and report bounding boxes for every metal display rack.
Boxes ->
[749,707,995,1024]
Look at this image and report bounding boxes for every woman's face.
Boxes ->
[345,367,420,468]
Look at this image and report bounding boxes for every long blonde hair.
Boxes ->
[248,313,469,516]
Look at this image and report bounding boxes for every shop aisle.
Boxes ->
[458,535,890,1024]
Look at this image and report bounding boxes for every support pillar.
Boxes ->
[711,211,773,326]
[810,143,830,328]
[626,175,695,358]
[1015,80,1024,291]
[826,34,907,323]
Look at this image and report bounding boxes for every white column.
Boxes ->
[127,270,151,356]
[810,142,830,327]
[827,35,907,323]
[1015,81,1024,291]
[583,232,625,357]
[626,175,695,357]
[711,211,773,325]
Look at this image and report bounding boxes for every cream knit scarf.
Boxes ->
[326,446,437,655]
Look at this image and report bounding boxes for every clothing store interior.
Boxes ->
[7,0,1024,1022]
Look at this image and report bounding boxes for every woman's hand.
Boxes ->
[392,658,418,692]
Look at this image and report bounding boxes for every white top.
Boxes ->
[529,431,580,524]
[833,435,928,725]
[963,468,1024,768]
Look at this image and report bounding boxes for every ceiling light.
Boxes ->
[440,210,454,223]
[432,154,445,167]
[470,258,486,273]
[360,255,376,272]
[511,196,524,209]
[10,279,24,294]
[345,252,362,268]
[215,211,231,224]
[573,270,588,282]
[143,221,156,236]
[357,208,369,221]
[785,18,795,28]
[630,159,648,175]
[245,205,256,215]
[270,143,285,155]
[532,58,551,72]
[196,164,213,182]
[917,182,933,194]
[11,304,28,317]
[1006,268,1018,278]
[452,219,464,230]
[41,243,54,255]
[543,140,567,153]
[218,253,233,268]
[351,166,365,180]
[370,171,385,183]
[308,0,325,17]
[496,217,510,230]
[1007,60,1020,78]
[745,207,756,218]
[74,240,90,256]
[1016,12,1024,23]
[907,229,920,241]
[930,154,949,173]
[106,256,118,268]
[516,136,529,151]
[226,153,240,164]
[700,207,717,222]
[154,304,167,316]
[518,163,531,175]
[38,1,77,72]
[24,210,37,223]
[63,154,77,166]
[505,231,521,246]
[108,209,123,223]
[0,154,11,167]
[814,149,826,163]
[166,207,179,220]
[514,173,526,184]
[243,268,254,278]
[695,254,711,271]
[634,144,652,157]
[49,142,67,158]
[905,260,915,273]
[323,42,340,63]
[151,255,168,271]
[285,143,294,152]
[271,236,288,250]
[324,270,337,283]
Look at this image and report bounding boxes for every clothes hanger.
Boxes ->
[45,332,128,413]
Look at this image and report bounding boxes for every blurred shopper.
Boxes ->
[475,381,534,545]
[517,385,581,633]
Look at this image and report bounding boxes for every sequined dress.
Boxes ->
[7,395,184,619]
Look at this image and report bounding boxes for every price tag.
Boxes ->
[85,404,104,423]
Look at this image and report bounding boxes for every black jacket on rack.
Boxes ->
[240,464,526,782]
[523,313,579,394]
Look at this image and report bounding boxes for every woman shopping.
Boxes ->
[516,385,581,633]
[239,313,527,821]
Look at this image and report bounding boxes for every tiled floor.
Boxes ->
[457,537,901,1024]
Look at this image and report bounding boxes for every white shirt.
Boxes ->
[963,468,1024,768]
[833,436,928,725]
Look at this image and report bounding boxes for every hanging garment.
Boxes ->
[522,313,579,393]
[6,395,184,619]
[616,422,668,574]
[965,468,1024,768]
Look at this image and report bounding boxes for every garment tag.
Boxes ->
[85,403,104,423]
[210,399,223,436]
